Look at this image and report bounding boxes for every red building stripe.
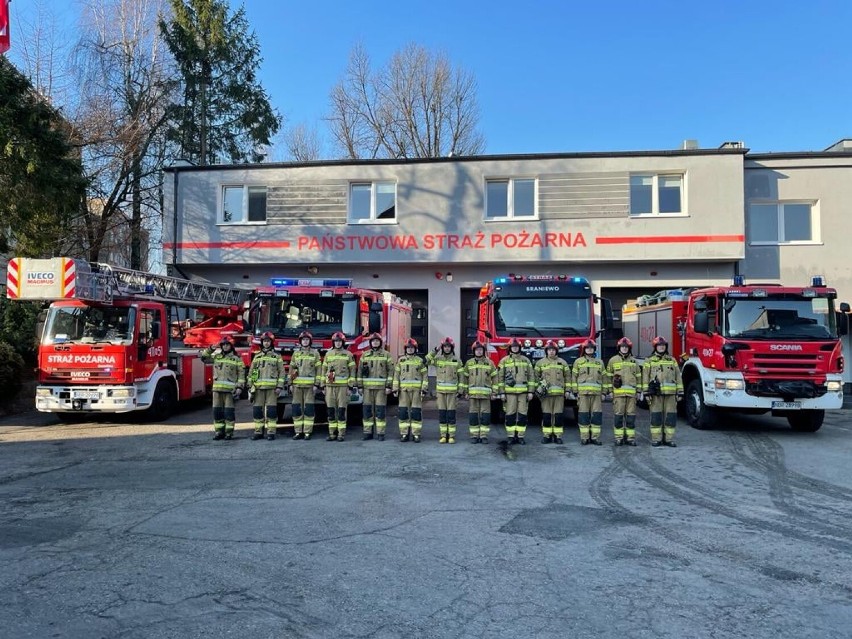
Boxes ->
[595,234,744,244]
[163,241,292,249]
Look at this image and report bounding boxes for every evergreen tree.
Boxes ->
[160,0,282,165]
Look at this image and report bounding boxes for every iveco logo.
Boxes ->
[770,344,803,351]
[526,286,559,292]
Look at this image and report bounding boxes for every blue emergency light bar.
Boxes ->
[732,275,745,286]
[270,278,353,288]
[495,275,588,285]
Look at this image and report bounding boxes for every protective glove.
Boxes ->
[676,392,684,400]
[274,387,282,397]
[527,392,534,401]
[604,393,613,401]
[393,390,399,398]
[420,389,427,398]
[564,391,572,399]
[385,388,393,396]
[457,392,464,399]
[232,388,241,401]
[637,392,644,402]
[314,384,322,393]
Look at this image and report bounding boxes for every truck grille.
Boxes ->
[749,353,823,375]
[46,370,118,382]
[746,379,826,399]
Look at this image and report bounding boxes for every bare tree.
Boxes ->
[281,122,322,162]
[71,0,174,268]
[328,43,485,159]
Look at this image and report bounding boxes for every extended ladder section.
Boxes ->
[6,257,246,309]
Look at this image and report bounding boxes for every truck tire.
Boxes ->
[787,410,824,433]
[685,379,715,430]
[145,379,177,422]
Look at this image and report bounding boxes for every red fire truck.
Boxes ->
[246,277,412,424]
[622,276,848,432]
[476,274,613,421]
[6,257,248,420]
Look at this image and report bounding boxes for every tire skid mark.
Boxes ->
[728,432,852,528]
[616,448,852,555]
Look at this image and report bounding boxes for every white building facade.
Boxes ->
[163,141,852,383]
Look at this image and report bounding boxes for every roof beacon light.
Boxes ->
[732,275,745,287]
[811,275,826,287]
[270,278,353,288]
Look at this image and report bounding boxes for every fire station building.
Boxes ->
[163,139,852,384]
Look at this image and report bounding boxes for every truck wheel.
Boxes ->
[787,410,824,433]
[685,379,715,430]
[145,380,176,422]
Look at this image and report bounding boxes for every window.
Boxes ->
[747,202,817,244]
[349,182,396,223]
[485,178,536,219]
[221,186,267,224]
[629,174,684,215]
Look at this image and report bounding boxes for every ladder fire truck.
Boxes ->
[622,276,848,432]
[246,277,412,424]
[6,257,249,420]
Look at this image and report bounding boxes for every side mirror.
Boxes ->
[840,302,850,313]
[694,312,709,334]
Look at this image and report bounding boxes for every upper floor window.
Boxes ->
[221,185,267,224]
[629,174,683,215]
[747,201,818,244]
[349,182,396,223]
[485,178,536,220]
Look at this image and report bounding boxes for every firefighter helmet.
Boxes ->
[508,338,522,349]
[331,331,345,343]
[582,339,597,351]
[471,340,486,354]
[369,332,383,344]
[652,336,668,348]
[219,335,235,346]
[441,336,454,347]
[298,331,313,341]
[260,331,275,342]
[405,338,418,349]
[544,340,558,351]
[617,337,633,350]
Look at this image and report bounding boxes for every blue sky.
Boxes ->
[11,0,852,155]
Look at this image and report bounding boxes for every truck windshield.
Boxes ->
[253,295,359,338]
[724,296,836,339]
[43,306,136,345]
[495,297,591,337]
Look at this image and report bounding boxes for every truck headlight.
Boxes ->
[715,379,744,390]
[36,388,52,397]
[109,388,134,398]
[826,381,842,392]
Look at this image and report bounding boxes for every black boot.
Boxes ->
[224,432,233,440]
[555,437,564,444]
[480,436,488,444]
[362,432,373,441]
[303,433,312,440]
[213,431,225,440]
[266,434,276,441]
[651,440,663,447]
[326,433,336,441]
[401,434,410,442]
[292,432,304,440]
[378,433,385,441]
[251,432,263,441]
[541,436,551,444]
[518,437,526,445]
[591,438,602,446]
[666,441,678,448]
[471,437,480,444]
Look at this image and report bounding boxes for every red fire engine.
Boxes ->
[246,278,412,424]
[6,257,248,420]
[622,275,848,432]
[476,274,613,421]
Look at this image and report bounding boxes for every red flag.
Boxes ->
[0,1,10,55]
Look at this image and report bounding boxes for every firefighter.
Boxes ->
[464,340,497,444]
[393,338,428,442]
[606,337,641,446]
[534,340,571,444]
[571,339,609,445]
[248,331,285,440]
[322,331,356,441]
[426,337,466,444]
[497,338,534,444]
[200,335,245,440]
[358,332,394,441]
[641,336,683,447]
[290,331,322,440]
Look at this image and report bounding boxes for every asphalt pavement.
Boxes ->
[1,400,851,639]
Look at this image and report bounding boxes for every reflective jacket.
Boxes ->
[201,347,245,393]
[605,354,641,397]
[248,349,285,390]
[534,355,571,396]
[426,351,465,393]
[642,353,683,395]
[393,354,428,393]
[290,347,322,387]
[497,352,534,395]
[322,347,356,387]
[357,348,394,389]
[464,356,497,398]
[571,355,607,395]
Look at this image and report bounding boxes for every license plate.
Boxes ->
[772,401,802,410]
[71,390,99,400]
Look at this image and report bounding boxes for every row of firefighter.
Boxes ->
[201,332,683,448]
